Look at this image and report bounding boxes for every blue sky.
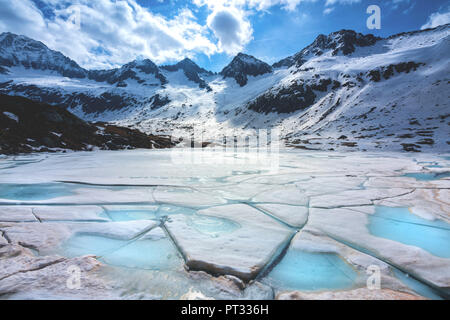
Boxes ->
[0,0,449,71]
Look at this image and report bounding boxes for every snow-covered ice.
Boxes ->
[0,149,449,300]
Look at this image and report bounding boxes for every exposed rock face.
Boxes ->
[274,30,381,68]
[272,57,295,68]
[220,53,273,86]
[0,82,144,113]
[88,59,167,86]
[368,62,426,82]
[0,95,174,154]
[326,30,380,55]
[161,58,213,91]
[150,94,171,110]
[247,81,317,114]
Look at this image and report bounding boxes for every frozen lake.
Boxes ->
[0,149,449,300]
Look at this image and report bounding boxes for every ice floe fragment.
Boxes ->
[165,204,293,281]
[255,204,308,228]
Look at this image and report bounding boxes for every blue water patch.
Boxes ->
[416,161,444,169]
[266,250,358,291]
[62,233,182,270]
[393,269,443,300]
[368,206,450,258]
[157,205,196,217]
[187,215,240,238]
[103,239,182,270]
[403,172,450,181]
[63,234,125,258]
[0,183,75,201]
[106,209,159,222]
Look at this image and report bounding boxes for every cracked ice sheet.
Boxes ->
[165,204,294,281]
[252,185,309,206]
[255,204,308,228]
[153,186,226,208]
[0,207,37,222]
[0,187,155,205]
[33,206,109,222]
[375,189,450,222]
[0,150,427,187]
[275,152,425,177]
[0,245,65,281]
[309,188,414,208]
[2,220,158,254]
[0,150,285,186]
[0,247,117,300]
[308,207,450,290]
[198,183,276,201]
[263,227,413,295]
[365,176,450,190]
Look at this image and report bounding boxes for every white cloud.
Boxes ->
[194,0,319,56]
[194,0,315,12]
[0,0,218,69]
[323,7,334,15]
[325,0,360,6]
[206,6,253,54]
[421,9,450,30]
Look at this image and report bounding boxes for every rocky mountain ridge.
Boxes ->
[0,24,449,152]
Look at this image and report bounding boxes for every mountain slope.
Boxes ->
[0,32,86,78]
[0,33,210,114]
[273,29,380,68]
[161,58,213,91]
[0,25,449,153]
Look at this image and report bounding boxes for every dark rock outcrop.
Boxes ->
[0,82,142,114]
[248,82,316,114]
[368,62,425,82]
[273,30,381,68]
[89,59,167,86]
[0,95,174,154]
[220,53,273,86]
[150,94,171,110]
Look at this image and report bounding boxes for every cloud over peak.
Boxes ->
[421,8,450,30]
[0,0,217,69]
[206,6,253,55]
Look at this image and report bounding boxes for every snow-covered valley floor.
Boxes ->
[0,149,449,300]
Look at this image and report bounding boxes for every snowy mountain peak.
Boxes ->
[274,29,381,68]
[88,58,167,87]
[161,58,213,90]
[0,24,449,152]
[123,58,160,75]
[0,32,87,78]
[220,53,273,87]
[326,29,380,55]
[162,58,212,75]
